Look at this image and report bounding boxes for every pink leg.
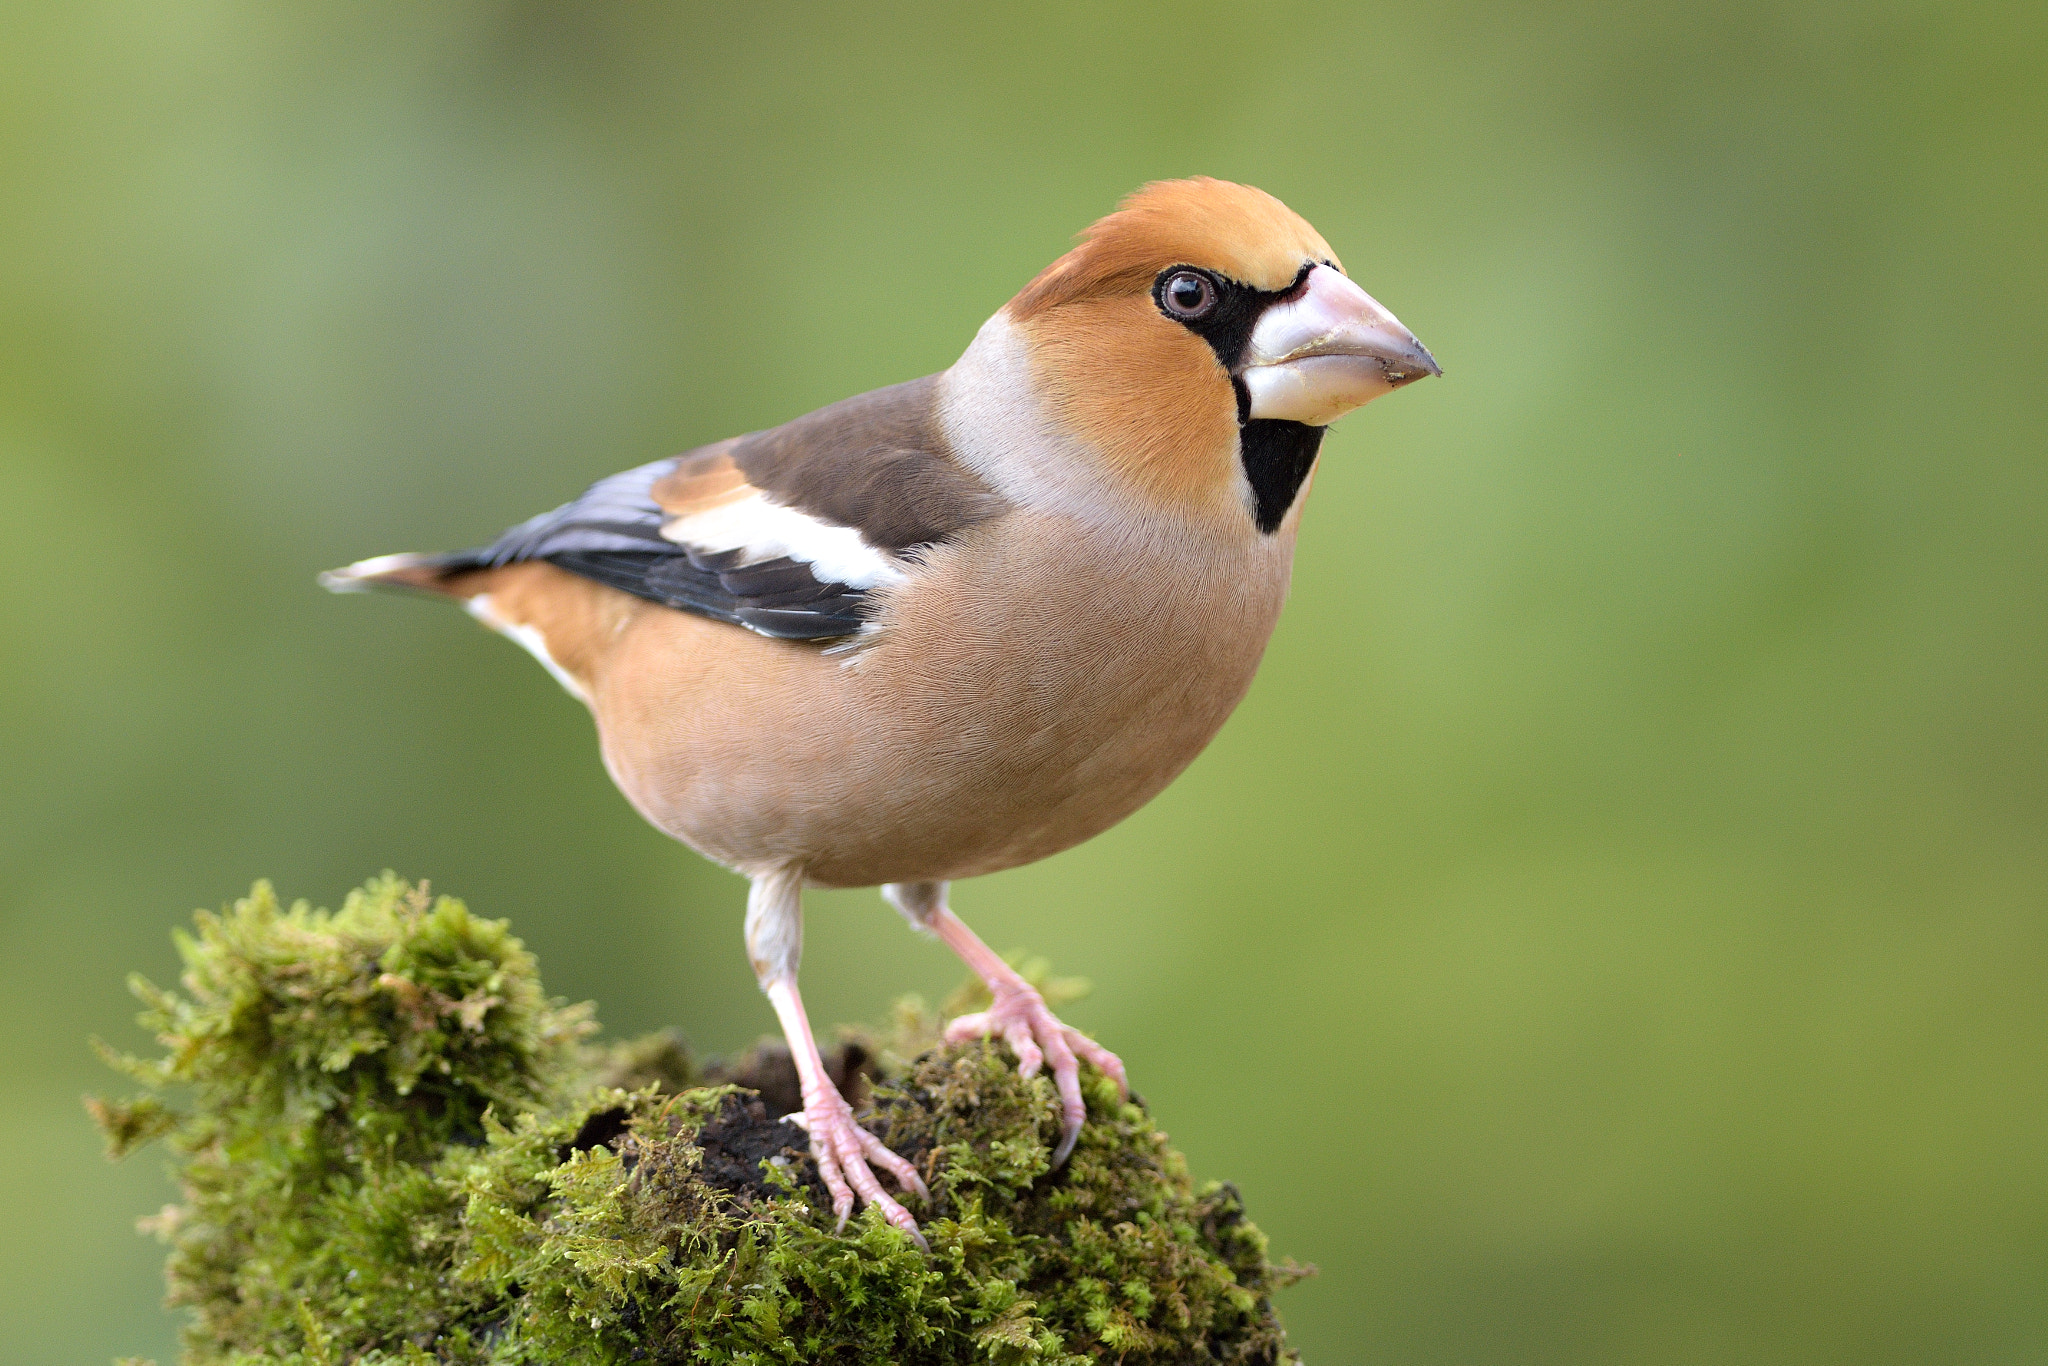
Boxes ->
[764,978,929,1248]
[887,882,1128,1166]
[746,869,927,1246]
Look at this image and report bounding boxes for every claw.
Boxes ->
[946,983,1125,1167]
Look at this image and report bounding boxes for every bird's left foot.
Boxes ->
[945,983,1128,1165]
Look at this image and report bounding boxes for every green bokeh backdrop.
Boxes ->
[3,3,2043,1362]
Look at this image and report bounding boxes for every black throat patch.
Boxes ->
[1153,262,1328,535]
[1238,419,1326,534]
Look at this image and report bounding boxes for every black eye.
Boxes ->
[1159,269,1216,320]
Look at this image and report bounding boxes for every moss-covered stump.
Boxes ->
[91,876,1307,1364]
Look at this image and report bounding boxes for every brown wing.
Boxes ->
[716,375,1007,551]
[324,372,1008,643]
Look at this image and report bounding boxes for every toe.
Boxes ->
[1062,1026,1129,1099]
[1003,1020,1044,1078]
[800,1103,861,1232]
[831,1126,927,1248]
[873,1190,929,1251]
[942,1010,994,1043]
[853,1124,930,1203]
[940,989,1126,1164]
[818,1163,855,1231]
[1040,1035,1087,1167]
[880,1196,930,1252]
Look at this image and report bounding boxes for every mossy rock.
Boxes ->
[92,875,1308,1364]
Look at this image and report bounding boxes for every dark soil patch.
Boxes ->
[690,1091,823,1205]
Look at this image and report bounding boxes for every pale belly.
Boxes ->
[589,510,1296,888]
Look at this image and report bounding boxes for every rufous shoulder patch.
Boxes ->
[650,442,755,520]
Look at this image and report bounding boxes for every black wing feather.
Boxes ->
[431,459,871,641]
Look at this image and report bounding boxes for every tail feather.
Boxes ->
[318,552,476,597]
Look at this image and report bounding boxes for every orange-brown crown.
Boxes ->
[1000,179,1339,522]
[1010,178,1339,320]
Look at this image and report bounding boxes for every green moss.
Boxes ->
[93,877,1309,1364]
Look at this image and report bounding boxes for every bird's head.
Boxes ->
[991,177,1438,527]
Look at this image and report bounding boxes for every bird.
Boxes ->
[322,177,1438,1245]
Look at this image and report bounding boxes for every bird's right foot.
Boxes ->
[786,1081,929,1250]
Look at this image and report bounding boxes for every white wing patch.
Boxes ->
[465,593,591,704]
[662,491,905,590]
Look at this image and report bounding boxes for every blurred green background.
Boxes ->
[3,2,2043,1361]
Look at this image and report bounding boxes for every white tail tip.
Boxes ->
[318,552,434,594]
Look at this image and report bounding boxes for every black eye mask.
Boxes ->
[1151,262,1325,534]
[1150,261,1315,377]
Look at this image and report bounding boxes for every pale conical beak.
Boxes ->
[1240,265,1440,426]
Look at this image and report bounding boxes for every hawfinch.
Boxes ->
[324,177,1438,1244]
